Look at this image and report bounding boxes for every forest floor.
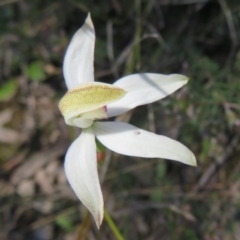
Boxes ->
[1,0,240,239]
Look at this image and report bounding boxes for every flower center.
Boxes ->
[59,82,126,128]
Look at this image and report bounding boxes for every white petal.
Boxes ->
[107,73,188,117]
[63,14,95,89]
[72,118,93,128]
[64,128,103,228]
[94,122,196,166]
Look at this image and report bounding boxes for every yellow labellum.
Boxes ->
[59,82,127,121]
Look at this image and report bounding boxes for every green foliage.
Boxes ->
[180,228,199,240]
[26,61,46,81]
[200,138,211,160]
[95,39,108,61]
[0,80,17,102]
[150,189,163,202]
[156,161,167,180]
[55,216,74,233]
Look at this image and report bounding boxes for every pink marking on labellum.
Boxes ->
[103,106,107,112]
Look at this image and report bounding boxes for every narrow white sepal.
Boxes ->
[64,128,103,228]
[107,73,189,117]
[63,13,95,89]
[94,122,196,166]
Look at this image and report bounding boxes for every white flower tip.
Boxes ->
[177,144,197,167]
[170,74,189,84]
[85,13,94,30]
[188,154,197,167]
[93,211,103,229]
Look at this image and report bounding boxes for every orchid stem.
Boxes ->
[68,126,76,141]
[104,208,125,240]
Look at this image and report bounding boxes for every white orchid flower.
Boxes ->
[59,14,196,228]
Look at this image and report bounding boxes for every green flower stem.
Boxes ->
[125,0,141,74]
[104,208,125,240]
[68,126,77,141]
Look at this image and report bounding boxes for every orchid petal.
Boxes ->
[107,73,188,117]
[94,122,196,166]
[64,128,103,228]
[63,14,95,89]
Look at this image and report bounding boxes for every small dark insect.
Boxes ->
[134,130,141,135]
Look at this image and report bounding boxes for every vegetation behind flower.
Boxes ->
[0,0,240,239]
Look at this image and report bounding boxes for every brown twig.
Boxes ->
[194,135,240,191]
[0,0,22,7]
[218,0,239,65]
[29,206,77,230]
[158,0,210,5]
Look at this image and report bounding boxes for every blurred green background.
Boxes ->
[1,0,240,239]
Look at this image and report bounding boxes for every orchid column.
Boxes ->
[59,14,196,228]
